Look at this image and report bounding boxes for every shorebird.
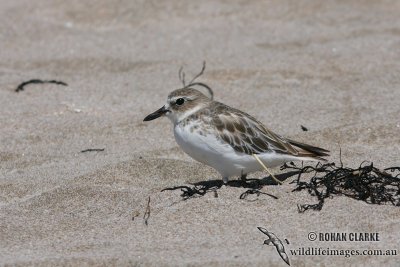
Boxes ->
[143,66,329,183]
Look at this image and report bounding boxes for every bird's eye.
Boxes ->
[175,98,185,105]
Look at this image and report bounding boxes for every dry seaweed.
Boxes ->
[178,61,214,100]
[16,79,67,92]
[280,161,400,213]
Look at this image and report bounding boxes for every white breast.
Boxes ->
[173,123,255,177]
[173,122,303,178]
[173,123,228,166]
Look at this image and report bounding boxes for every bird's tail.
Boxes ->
[287,139,330,161]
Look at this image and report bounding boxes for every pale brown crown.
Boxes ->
[166,88,212,116]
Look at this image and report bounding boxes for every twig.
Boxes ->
[81,148,105,153]
[253,154,283,185]
[143,196,151,226]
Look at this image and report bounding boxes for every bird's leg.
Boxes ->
[240,170,247,182]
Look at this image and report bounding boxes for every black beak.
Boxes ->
[143,106,169,121]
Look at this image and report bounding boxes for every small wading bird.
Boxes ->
[143,64,329,184]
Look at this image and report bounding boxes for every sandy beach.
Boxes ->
[1,0,399,266]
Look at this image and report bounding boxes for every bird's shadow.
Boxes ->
[161,170,300,201]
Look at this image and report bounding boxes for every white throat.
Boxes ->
[166,103,207,125]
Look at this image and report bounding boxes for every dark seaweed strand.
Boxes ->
[16,79,68,92]
[177,62,214,100]
[81,148,105,153]
[281,161,400,212]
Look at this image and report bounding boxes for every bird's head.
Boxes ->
[143,87,212,124]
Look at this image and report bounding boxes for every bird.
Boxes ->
[143,75,329,184]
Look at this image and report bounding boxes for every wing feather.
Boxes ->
[210,102,298,155]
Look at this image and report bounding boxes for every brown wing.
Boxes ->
[209,102,300,155]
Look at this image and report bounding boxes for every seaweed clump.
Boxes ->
[281,161,400,213]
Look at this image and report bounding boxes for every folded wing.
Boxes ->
[210,103,329,159]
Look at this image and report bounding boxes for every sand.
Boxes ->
[1,0,399,266]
